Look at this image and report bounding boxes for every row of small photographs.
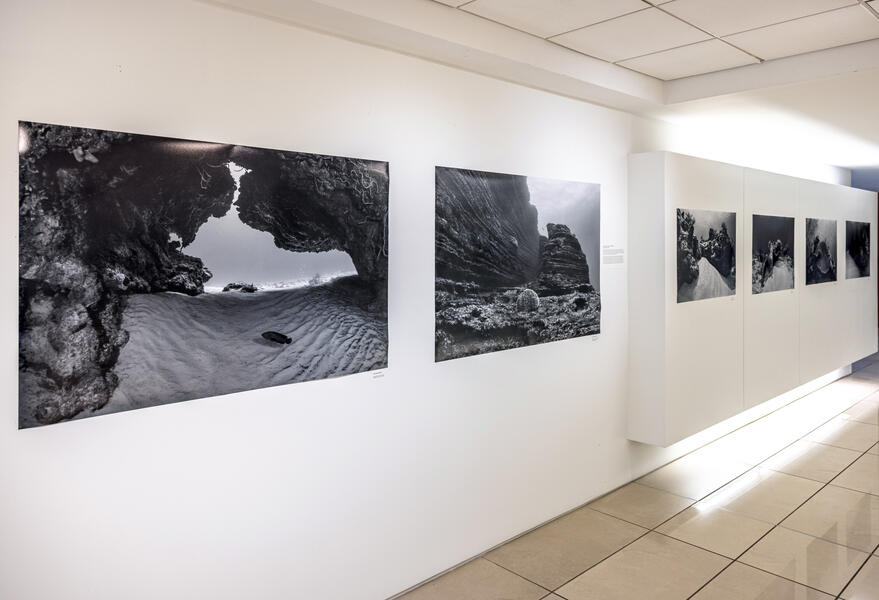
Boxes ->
[676,209,871,303]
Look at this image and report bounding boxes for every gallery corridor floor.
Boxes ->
[398,357,879,600]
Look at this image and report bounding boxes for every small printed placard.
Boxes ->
[602,245,624,265]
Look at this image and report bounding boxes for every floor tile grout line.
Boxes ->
[575,458,807,597]
[773,523,876,556]
[686,504,841,596]
[835,538,879,599]
[629,373,879,489]
[685,481,832,597]
[544,528,654,593]
[687,430,878,598]
[587,504,692,531]
[638,382,878,530]
[478,556,551,595]
[638,381,879,499]
[685,394,879,598]
[809,438,878,455]
[636,381,879,597]
[650,529,737,560]
[841,418,879,427]
[392,373,878,599]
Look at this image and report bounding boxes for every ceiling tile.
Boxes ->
[618,39,758,80]
[724,5,879,60]
[662,0,856,37]
[462,0,649,38]
[552,8,710,62]
[431,0,468,6]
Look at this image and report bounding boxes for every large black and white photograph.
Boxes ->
[676,208,736,303]
[18,121,389,428]
[846,220,870,279]
[752,214,795,294]
[434,167,600,362]
[806,218,837,285]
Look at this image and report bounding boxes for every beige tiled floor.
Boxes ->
[398,558,547,600]
[636,450,752,500]
[396,356,879,600]
[840,555,879,599]
[691,561,833,599]
[782,484,879,553]
[834,453,879,496]
[484,507,646,590]
[555,532,730,600]
[694,467,822,524]
[843,398,879,425]
[739,527,869,595]
[656,506,772,558]
[806,417,879,453]
[587,482,692,529]
[762,439,862,483]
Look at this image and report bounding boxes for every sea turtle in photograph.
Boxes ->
[261,331,292,344]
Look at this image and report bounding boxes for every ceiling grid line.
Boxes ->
[644,2,765,63]
[432,0,879,80]
[857,0,879,19]
[546,6,653,42]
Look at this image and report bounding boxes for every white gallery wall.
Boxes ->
[628,153,876,447]
[0,1,861,599]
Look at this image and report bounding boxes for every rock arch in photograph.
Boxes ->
[18,122,388,427]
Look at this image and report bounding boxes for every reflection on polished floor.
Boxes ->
[398,356,879,600]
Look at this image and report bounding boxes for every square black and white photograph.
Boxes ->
[676,208,736,303]
[18,121,389,428]
[846,220,870,279]
[805,218,837,285]
[752,214,795,294]
[434,167,600,362]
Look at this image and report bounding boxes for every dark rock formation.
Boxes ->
[223,282,258,293]
[702,222,735,279]
[752,239,792,291]
[231,146,389,285]
[19,122,236,426]
[435,281,600,361]
[434,168,600,361]
[847,221,870,277]
[435,167,541,287]
[19,122,388,427]
[677,209,735,290]
[261,331,292,344]
[807,236,837,284]
[534,223,593,295]
[676,210,700,288]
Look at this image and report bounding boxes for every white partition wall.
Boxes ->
[825,183,878,368]
[665,155,745,443]
[629,152,877,447]
[797,179,849,382]
[744,170,800,409]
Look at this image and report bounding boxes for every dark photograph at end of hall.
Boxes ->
[18,121,389,429]
[806,217,838,285]
[434,167,601,362]
[846,220,871,278]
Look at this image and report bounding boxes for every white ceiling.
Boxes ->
[434,0,879,80]
[658,67,879,168]
[203,0,879,168]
